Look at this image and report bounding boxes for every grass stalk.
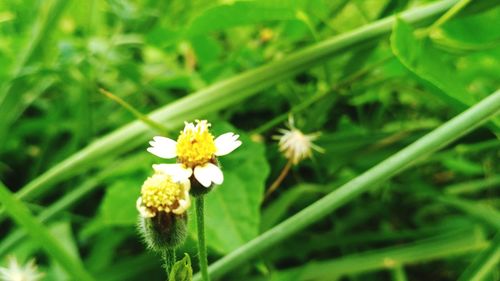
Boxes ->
[458,232,500,281]
[0,181,95,281]
[253,228,487,281]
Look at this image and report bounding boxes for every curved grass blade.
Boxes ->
[0,0,68,142]
[458,232,500,281]
[0,181,95,281]
[257,227,487,281]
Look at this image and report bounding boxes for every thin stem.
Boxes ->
[264,160,293,201]
[251,55,392,135]
[99,88,168,134]
[391,266,409,281]
[162,248,176,278]
[195,196,210,281]
[423,0,471,36]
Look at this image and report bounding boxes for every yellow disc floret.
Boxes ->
[176,120,216,168]
[141,173,184,214]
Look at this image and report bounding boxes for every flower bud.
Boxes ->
[138,212,188,251]
[136,172,191,250]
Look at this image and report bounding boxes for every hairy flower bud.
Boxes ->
[138,212,188,251]
[136,172,190,250]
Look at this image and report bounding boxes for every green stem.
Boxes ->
[195,196,210,281]
[99,88,169,135]
[423,0,471,36]
[251,55,393,135]
[193,90,500,281]
[391,266,408,281]
[162,248,176,278]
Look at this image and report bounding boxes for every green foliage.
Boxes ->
[200,124,269,253]
[99,180,141,226]
[391,18,500,128]
[0,0,499,280]
[187,1,296,36]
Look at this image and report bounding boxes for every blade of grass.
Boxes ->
[5,0,462,209]
[458,232,500,281]
[445,175,500,195]
[0,154,147,256]
[0,177,100,257]
[0,0,68,141]
[194,90,500,280]
[0,181,95,281]
[254,227,487,281]
[436,195,500,229]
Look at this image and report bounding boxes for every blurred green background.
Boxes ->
[0,0,499,280]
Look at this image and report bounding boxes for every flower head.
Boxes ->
[175,120,217,168]
[147,120,242,187]
[0,256,44,281]
[136,172,191,218]
[274,117,324,164]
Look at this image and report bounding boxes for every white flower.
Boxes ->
[0,256,44,281]
[147,120,242,187]
[136,172,191,218]
[274,117,324,164]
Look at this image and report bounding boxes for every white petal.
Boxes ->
[147,136,177,159]
[194,163,224,187]
[153,164,192,182]
[136,197,155,218]
[173,195,191,214]
[136,197,142,210]
[215,132,242,156]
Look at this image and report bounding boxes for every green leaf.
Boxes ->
[441,8,500,46]
[98,178,142,226]
[391,19,474,107]
[391,19,500,129]
[169,253,193,281]
[190,123,270,254]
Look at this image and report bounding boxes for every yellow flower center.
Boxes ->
[176,120,216,168]
[141,173,183,213]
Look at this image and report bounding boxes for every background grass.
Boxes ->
[0,0,499,280]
